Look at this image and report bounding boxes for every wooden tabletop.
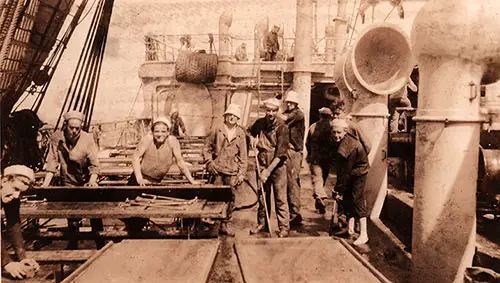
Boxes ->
[15,200,227,219]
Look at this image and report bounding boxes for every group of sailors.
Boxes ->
[203,90,371,244]
[1,90,372,279]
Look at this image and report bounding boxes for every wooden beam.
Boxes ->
[26,185,232,202]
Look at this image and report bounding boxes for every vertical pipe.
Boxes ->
[293,0,313,130]
[216,10,232,85]
[333,0,347,63]
[411,56,481,283]
[410,0,500,281]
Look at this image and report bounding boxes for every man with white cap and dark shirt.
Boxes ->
[331,118,370,245]
[248,97,290,238]
[1,165,40,279]
[203,103,248,236]
[280,90,305,227]
[42,110,104,250]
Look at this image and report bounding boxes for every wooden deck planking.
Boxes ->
[15,201,227,219]
[235,237,381,283]
[66,239,219,283]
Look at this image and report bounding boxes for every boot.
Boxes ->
[277,229,289,238]
[249,224,267,235]
[315,198,326,214]
[353,217,369,245]
[219,222,235,237]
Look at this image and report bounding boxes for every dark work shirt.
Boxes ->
[171,116,187,137]
[249,117,289,166]
[1,199,26,268]
[306,119,335,164]
[283,108,305,152]
[334,134,370,193]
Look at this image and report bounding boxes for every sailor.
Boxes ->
[130,116,197,186]
[203,103,248,236]
[388,76,418,133]
[248,97,290,238]
[1,165,40,279]
[122,116,198,232]
[279,91,305,227]
[263,26,280,61]
[331,119,370,245]
[235,42,249,61]
[170,106,187,137]
[331,103,371,154]
[42,110,104,250]
[305,107,335,214]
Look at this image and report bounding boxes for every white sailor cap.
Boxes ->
[63,111,84,122]
[3,165,35,182]
[330,118,349,130]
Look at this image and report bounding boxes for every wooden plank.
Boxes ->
[235,237,382,283]
[65,239,219,283]
[15,201,228,219]
[98,179,208,185]
[26,185,231,202]
[99,156,204,164]
[13,250,96,264]
[99,164,205,176]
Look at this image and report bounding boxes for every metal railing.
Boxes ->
[144,33,329,63]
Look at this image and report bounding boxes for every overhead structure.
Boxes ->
[0,0,78,121]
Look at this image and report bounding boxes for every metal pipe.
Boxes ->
[332,0,347,64]
[293,0,313,130]
[410,1,500,282]
[216,10,232,85]
[333,23,412,219]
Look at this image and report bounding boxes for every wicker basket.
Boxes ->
[175,51,218,83]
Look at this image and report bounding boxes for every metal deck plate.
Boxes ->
[235,237,381,283]
[65,239,219,283]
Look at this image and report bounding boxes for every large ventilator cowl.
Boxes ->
[333,23,413,102]
[412,0,500,85]
[351,24,412,95]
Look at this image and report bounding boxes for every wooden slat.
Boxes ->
[99,156,204,164]
[99,179,208,185]
[15,201,228,219]
[12,250,97,264]
[25,185,232,202]
[99,164,205,176]
[64,240,219,283]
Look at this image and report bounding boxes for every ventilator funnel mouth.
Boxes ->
[351,24,412,95]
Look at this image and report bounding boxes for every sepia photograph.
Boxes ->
[1,0,499,282]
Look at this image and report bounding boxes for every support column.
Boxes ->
[216,10,232,85]
[332,0,347,64]
[293,0,313,129]
[411,1,500,282]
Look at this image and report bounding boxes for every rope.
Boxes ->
[347,0,361,46]
[55,0,114,131]
[0,0,24,67]
[384,5,396,21]
[32,0,90,113]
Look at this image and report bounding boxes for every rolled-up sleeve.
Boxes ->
[274,124,289,160]
[237,129,248,177]
[86,135,100,175]
[203,129,217,163]
[44,135,60,173]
